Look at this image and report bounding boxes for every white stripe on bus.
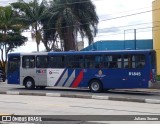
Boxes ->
[64,70,75,87]
[56,69,68,86]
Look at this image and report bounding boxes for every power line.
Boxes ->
[100,6,151,17]
[36,7,159,31]
[25,26,160,43]
[100,9,153,22]
[95,26,160,38]
[5,20,159,36]
[25,25,160,40]
[39,7,154,27]
[98,21,153,31]
[19,21,156,35]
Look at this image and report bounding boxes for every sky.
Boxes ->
[0,0,154,52]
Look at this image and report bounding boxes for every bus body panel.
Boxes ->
[47,68,65,86]
[36,68,47,86]
[20,68,37,86]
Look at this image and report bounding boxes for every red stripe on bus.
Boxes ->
[71,71,83,88]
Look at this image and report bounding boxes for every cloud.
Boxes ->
[98,27,120,33]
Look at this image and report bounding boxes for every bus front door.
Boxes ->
[7,55,20,84]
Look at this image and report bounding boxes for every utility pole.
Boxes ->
[124,30,125,49]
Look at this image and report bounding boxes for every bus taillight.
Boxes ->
[150,72,153,81]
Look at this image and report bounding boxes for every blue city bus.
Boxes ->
[7,50,157,92]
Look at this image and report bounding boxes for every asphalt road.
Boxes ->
[0,94,160,124]
[0,81,160,101]
[1,82,160,124]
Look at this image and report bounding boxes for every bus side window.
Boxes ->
[22,56,35,68]
[36,56,48,68]
[136,62,145,68]
[89,63,94,68]
[80,62,84,68]
[84,55,103,68]
[49,56,64,68]
[124,55,132,69]
[136,63,143,68]
[106,55,121,69]
[95,62,104,68]
[66,55,83,68]
[135,55,145,69]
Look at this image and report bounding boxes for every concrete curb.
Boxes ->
[1,91,160,104]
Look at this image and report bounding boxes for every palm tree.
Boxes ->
[11,0,48,52]
[46,0,99,51]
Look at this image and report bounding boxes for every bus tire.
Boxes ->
[24,78,35,90]
[89,79,103,93]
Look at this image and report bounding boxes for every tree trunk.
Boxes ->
[63,28,77,51]
[37,43,39,52]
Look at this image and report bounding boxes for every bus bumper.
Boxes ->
[148,80,160,89]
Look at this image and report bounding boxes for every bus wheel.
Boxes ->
[24,78,35,90]
[89,80,103,93]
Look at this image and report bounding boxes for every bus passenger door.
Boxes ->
[36,56,48,86]
[36,68,47,86]
[7,55,20,84]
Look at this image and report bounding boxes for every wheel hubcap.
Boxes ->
[91,82,99,91]
[26,81,32,88]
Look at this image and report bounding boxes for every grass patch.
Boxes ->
[157,75,160,81]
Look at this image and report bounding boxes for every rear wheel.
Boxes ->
[24,78,35,90]
[89,79,103,93]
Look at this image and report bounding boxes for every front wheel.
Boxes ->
[89,80,103,93]
[24,78,35,90]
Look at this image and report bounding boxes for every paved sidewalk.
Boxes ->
[0,89,160,104]
[0,81,160,104]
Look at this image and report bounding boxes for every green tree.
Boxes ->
[11,0,48,52]
[43,0,99,51]
[0,6,27,72]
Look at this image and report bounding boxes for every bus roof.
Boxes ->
[8,49,155,56]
